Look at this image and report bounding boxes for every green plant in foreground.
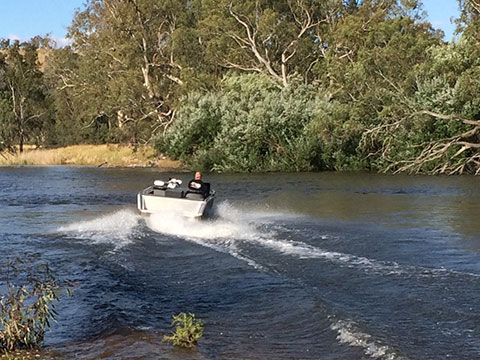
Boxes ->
[163,312,204,348]
[0,258,71,352]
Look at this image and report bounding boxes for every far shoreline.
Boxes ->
[0,144,185,171]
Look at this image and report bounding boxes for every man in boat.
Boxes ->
[187,172,210,198]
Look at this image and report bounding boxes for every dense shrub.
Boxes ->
[157,74,329,172]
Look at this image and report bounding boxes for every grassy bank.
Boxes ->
[0,144,184,170]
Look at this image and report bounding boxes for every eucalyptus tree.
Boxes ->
[197,0,344,87]
[44,47,85,145]
[0,52,14,151]
[43,0,480,174]
[356,0,480,175]
[381,0,480,175]
[0,41,53,152]
[310,0,442,170]
[457,0,480,30]
[66,0,202,144]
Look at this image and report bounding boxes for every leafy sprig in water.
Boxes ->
[0,257,72,352]
[163,312,204,349]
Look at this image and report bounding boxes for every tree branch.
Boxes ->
[228,5,283,85]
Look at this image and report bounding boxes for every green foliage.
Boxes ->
[163,312,204,349]
[0,41,54,151]
[0,99,15,152]
[354,20,480,175]
[0,258,71,352]
[2,0,480,174]
[309,100,366,171]
[158,74,326,172]
[198,0,330,86]
[55,0,220,145]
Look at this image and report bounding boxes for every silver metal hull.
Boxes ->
[137,187,215,218]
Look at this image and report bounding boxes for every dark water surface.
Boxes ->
[0,167,479,359]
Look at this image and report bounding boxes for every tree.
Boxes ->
[0,52,15,151]
[43,47,85,145]
[358,0,480,175]
[64,0,212,144]
[457,0,480,32]
[314,0,442,171]
[198,0,342,87]
[0,41,53,152]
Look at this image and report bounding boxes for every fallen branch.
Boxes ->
[363,109,480,175]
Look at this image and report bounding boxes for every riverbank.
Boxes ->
[0,144,184,170]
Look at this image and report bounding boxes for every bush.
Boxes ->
[0,258,71,352]
[163,312,204,348]
[157,74,326,172]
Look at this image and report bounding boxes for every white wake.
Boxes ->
[58,209,142,250]
[331,319,409,360]
[146,202,480,280]
[56,203,478,279]
[145,202,275,269]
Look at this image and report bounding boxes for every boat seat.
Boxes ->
[185,192,204,200]
[165,189,184,198]
[153,189,166,196]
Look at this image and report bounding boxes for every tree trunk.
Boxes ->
[19,132,24,153]
[19,97,25,153]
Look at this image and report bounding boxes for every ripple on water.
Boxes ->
[2,169,479,360]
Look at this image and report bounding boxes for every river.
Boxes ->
[0,167,479,359]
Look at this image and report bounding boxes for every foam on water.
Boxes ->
[58,209,142,250]
[243,231,480,279]
[145,202,268,239]
[52,202,478,359]
[57,203,478,279]
[144,202,478,279]
[144,201,399,274]
[145,202,268,269]
[331,319,409,360]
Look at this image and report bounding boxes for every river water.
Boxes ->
[0,167,479,359]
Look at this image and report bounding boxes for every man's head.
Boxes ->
[195,171,202,180]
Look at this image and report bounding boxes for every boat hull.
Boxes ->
[137,187,215,218]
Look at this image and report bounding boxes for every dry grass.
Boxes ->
[0,144,184,170]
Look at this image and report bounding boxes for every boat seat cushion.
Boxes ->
[185,192,204,200]
[153,189,166,196]
[165,189,184,198]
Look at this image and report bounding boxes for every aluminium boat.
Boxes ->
[137,179,215,218]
